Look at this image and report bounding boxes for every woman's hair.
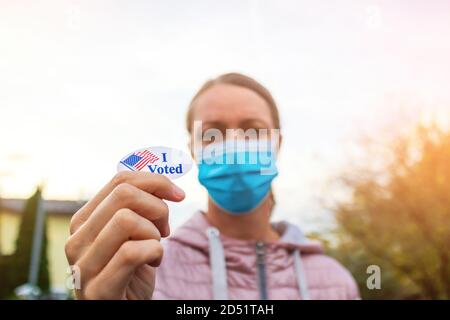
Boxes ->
[186,72,281,133]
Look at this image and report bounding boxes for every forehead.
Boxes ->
[191,83,274,127]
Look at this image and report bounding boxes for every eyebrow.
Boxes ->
[201,121,227,132]
[239,118,271,128]
[202,119,271,130]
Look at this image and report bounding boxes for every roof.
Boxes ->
[0,198,86,216]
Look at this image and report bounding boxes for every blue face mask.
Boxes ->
[197,141,278,215]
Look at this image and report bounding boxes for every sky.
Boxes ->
[1,0,450,231]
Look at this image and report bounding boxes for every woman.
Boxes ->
[65,73,359,300]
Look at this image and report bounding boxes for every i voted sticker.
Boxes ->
[117,146,193,179]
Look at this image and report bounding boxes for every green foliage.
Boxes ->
[0,188,50,299]
[327,124,450,299]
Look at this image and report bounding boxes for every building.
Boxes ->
[0,198,85,290]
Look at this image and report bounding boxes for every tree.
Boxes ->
[0,188,50,299]
[326,124,450,299]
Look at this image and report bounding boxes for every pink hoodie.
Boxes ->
[153,211,360,300]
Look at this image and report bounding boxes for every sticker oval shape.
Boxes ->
[117,146,193,179]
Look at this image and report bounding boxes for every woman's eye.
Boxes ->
[251,127,270,138]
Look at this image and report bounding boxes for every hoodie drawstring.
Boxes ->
[207,227,228,300]
[293,249,310,300]
[207,226,310,300]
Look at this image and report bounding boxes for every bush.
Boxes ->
[326,124,450,299]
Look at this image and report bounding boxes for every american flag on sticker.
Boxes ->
[120,150,160,171]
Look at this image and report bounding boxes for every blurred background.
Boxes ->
[0,0,449,299]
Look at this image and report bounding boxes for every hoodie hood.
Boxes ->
[168,211,323,254]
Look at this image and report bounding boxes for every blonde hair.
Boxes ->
[186,72,281,133]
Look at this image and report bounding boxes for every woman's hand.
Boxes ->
[64,171,185,299]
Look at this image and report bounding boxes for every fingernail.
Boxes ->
[172,185,185,199]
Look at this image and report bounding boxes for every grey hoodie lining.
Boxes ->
[206,226,310,300]
[207,227,229,300]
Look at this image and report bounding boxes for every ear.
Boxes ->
[188,136,194,160]
[278,132,283,150]
[276,132,283,154]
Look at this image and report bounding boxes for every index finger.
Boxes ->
[70,171,185,234]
